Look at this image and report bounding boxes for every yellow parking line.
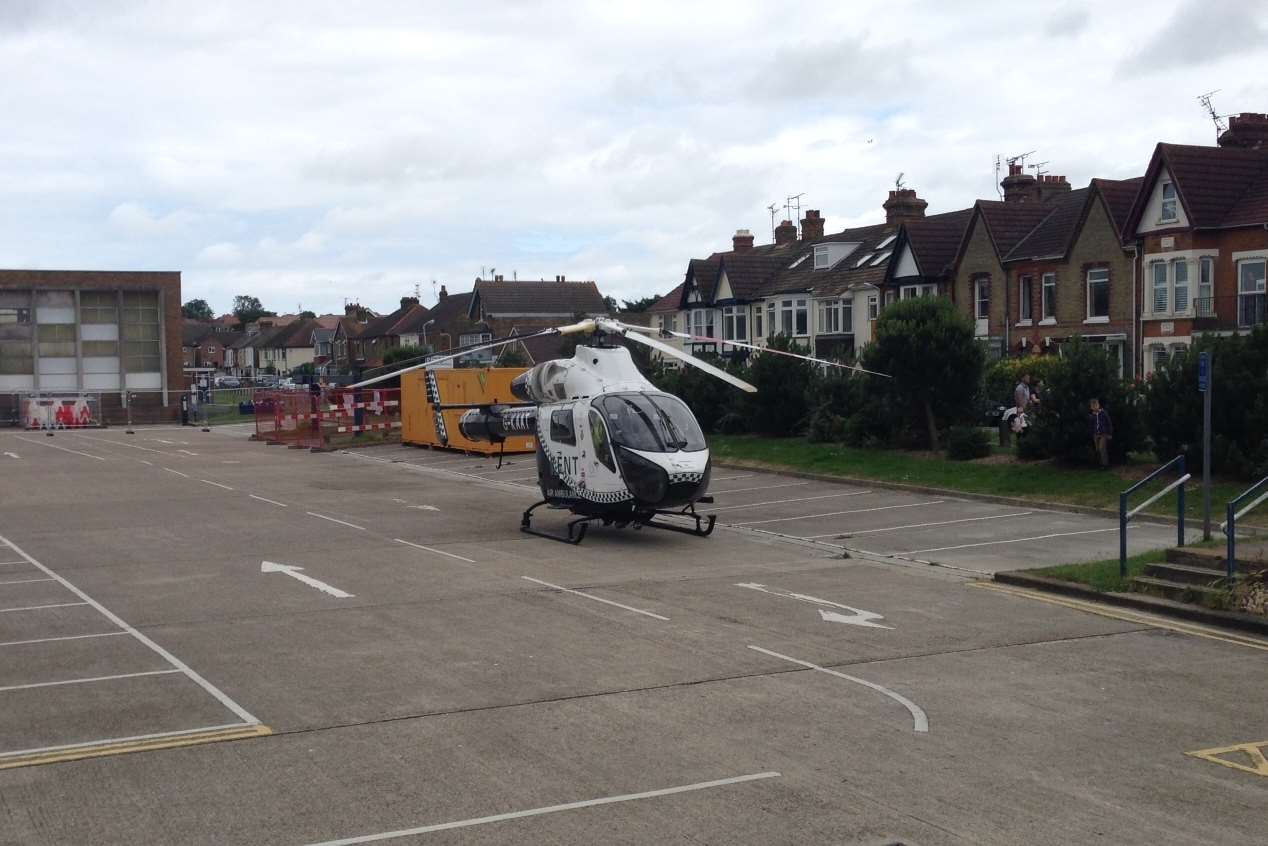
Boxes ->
[969,581,1268,653]
[0,724,272,771]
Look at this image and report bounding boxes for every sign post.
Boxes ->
[1199,352,1212,541]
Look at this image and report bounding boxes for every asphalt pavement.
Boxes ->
[0,425,1263,845]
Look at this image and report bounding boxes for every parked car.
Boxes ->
[216,375,242,388]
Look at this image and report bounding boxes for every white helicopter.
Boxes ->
[351,317,878,544]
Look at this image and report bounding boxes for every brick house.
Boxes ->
[1122,114,1268,376]
[996,178,1142,375]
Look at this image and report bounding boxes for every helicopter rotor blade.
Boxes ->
[658,329,891,379]
[596,318,757,393]
[346,327,560,389]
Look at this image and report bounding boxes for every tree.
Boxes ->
[182,298,214,321]
[233,295,274,325]
[863,296,984,450]
[383,344,427,366]
[744,335,818,436]
[497,346,529,368]
[299,310,316,319]
[621,295,660,313]
[603,295,619,314]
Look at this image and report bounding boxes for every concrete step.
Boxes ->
[1166,547,1267,575]
[1130,574,1229,603]
[1143,562,1234,587]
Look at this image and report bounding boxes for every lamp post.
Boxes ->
[422,319,436,351]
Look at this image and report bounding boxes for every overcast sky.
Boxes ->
[1,0,1264,316]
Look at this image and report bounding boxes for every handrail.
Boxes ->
[1225,475,1268,579]
[1119,456,1187,578]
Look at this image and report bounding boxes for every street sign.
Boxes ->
[1201,352,1213,540]
[1198,351,1209,392]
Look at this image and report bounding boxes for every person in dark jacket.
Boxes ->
[1089,398,1113,467]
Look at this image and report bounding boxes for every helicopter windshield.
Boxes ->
[592,392,707,453]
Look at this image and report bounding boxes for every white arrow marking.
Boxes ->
[260,561,353,599]
[735,583,892,629]
[3,452,19,459]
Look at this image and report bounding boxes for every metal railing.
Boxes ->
[1190,294,1266,329]
[1222,475,1268,579]
[1120,456,1190,578]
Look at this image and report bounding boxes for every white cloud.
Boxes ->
[0,0,1261,316]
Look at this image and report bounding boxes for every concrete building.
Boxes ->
[0,269,183,422]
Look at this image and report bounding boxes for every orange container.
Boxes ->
[401,367,537,455]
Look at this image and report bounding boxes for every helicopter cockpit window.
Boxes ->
[593,392,706,453]
[588,408,617,472]
[549,407,576,445]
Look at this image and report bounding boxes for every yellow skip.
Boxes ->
[1186,741,1268,778]
[969,581,1268,653]
[0,724,272,771]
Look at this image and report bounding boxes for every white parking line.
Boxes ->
[0,632,126,648]
[0,534,262,726]
[0,602,88,614]
[748,645,928,733]
[13,436,106,461]
[900,526,1121,555]
[709,474,755,482]
[708,490,872,512]
[393,538,475,564]
[709,481,809,495]
[805,510,1034,540]
[139,459,153,466]
[0,577,55,585]
[307,512,367,531]
[733,500,944,527]
[71,433,166,454]
[521,576,669,621]
[304,771,782,846]
[199,479,234,491]
[0,669,181,694]
[250,494,288,507]
[162,467,190,478]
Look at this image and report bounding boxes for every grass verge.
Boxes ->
[1030,552,1158,593]
[707,434,1263,525]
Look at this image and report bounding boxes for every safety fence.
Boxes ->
[253,388,401,450]
[5,394,103,429]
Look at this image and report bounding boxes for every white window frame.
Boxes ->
[975,278,990,321]
[1172,258,1190,315]
[1017,275,1033,325]
[900,284,937,300]
[1040,273,1056,324]
[1085,268,1110,323]
[1197,257,1215,317]
[721,305,748,344]
[867,294,879,321]
[753,306,763,341]
[1160,182,1177,223]
[1238,258,1267,328]
[794,298,808,336]
[813,245,830,270]
[817,300,842,334]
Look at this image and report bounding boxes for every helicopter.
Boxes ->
[350,317,876,544]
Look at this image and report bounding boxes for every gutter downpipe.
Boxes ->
[1131,243,1139,379]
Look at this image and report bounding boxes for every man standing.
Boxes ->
[1089,398,1113,468]
[1014,374,1032,413]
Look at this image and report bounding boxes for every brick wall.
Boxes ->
[953,214,1007,348]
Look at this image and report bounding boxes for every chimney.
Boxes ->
[494,274,504,282]
[438,285,449,301]
[883,189,928,223]
[1001,163,1037,203]
[732,229,755,252]
[1219,113,1268,149]
[774,219,798,246]
[400,296,419,310]
[1035,174,1071,203]
[799,210,825,241]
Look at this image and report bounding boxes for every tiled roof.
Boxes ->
[312,327,335,343]
[685,258,722,303]
[718,248,797,300]
[976,201,1056,257]
[182,321,215,346]
[1004,187,1092,262]
[768,223,896,298]
[900,208,975,278]
[1092,177,1144,238]
[361,303,430,339]
[647,284,683,312]
[1160,143,1268,228]
[470,279,607,317]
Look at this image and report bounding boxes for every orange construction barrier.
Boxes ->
[401,367,536,455]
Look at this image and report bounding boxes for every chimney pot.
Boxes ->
[799,210,825,241]
[438,285,448,301]
[883,188,927,223]
[1219,113,1268,149]
[774,219,798,247]
[732,228,755,252]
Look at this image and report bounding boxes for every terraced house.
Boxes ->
[1123,114,1268,375]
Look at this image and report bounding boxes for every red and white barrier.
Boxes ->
[335,421,402,434]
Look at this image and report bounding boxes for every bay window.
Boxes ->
[721,306,748,344]
[817,299,845,334]
[773,299,808,336]
[689,308,714,338]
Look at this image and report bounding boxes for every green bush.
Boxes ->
[807,406,847,443]
[945,425,992,460]
[1146,327,1268,478]
[983,355,1067,407]
[743,335,819,436]
[1020,338,1145,466]
[862,297,984,449]
[653,354,747,434]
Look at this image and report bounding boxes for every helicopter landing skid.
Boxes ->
[520,500,591,545]
[638,509,717,538]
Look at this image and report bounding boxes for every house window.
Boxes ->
[775,299,807,336]
[817,300,841,334]
[867,294,879,320]
[975,278,990,320]
[795,299,808,336]
[1197,257,1215,317]
[1041,273,1056,321]
[1150,344,1168,374]
[459,333,492,347]
[1160,182,1177,223]
[1172,259,1190,313]
[1150,261,1168,313]
[753,306,763,340]
[883,290,897,308]
[900,284,937,299]
[813,245,830,270]
[1018,275,1033,323]
[721,306,748,344]
[690,309,714,338]
[1239,259,1266,327]
[842,299,853,329]
[1087,268,1110,319]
